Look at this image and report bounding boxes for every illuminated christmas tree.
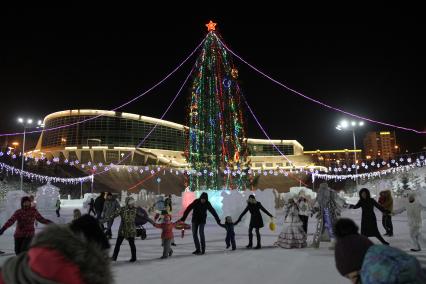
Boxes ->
[186,21,249,191]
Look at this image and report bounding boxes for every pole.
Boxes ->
[80,181,83,199]
[91,175,94,193]
[352,128,359,190]
[156,177,161,195]
[20,126,26,191]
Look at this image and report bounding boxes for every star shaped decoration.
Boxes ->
[205,20,217,32]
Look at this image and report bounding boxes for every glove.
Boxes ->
[0,228,4,236]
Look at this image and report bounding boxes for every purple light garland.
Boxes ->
[92,64,196,178]
[240,89,293,164]
[0,38,205,137]
[217,36,426,135]
[0,63,195,182]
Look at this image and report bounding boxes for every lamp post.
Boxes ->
[17,118,43,191]
[156,177,161,195]
[336,120,364,191]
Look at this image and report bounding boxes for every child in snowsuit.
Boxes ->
[393,192,426,251]
[73,209,82,221]
[151,214,176,259]
[219,216,236,250]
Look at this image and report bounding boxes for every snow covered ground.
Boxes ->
[1,203,426,283]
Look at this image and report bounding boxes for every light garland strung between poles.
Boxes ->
[216,35,426,135]
[0,162,93,184]
[0,138,425,179]
[0,38,206,137]
[2,155,423,185]
[312,159,426,182]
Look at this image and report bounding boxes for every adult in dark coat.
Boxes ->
[180,192,221,255]
[235,195,274,249]
[349,188,389,245]
[94,192,105,220]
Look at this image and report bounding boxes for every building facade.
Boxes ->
[30,110,318,170]
[303,149,362,168]
[363,131,398,160]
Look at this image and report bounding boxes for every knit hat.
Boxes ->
[200,192,208,201]
[70,214,110,250]
[334,218,359,239]
[335,234,373,276]
[21,196,31,208]
[248,194,256,199]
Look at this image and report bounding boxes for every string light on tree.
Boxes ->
[186,21,249,191]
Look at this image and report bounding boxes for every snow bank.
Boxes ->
[0,190,26,223]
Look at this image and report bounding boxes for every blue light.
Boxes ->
[196,190,224,216]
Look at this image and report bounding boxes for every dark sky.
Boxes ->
[1,7,425,153]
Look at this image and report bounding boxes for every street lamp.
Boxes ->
[156,177,161,195]
[17,117,43,191]
[336,119,364,190]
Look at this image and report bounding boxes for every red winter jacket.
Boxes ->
[154,222,175,240]
[0,208,52,238]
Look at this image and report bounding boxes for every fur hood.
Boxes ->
[31,224,113,284]
[1,224,113,284]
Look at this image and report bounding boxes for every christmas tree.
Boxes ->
[186,21,249,191]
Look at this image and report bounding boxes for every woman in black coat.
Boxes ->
[349,188,389,245]
[235,195,273,249]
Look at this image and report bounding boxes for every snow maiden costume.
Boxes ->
[275,198,307,248]
[311,183,344,248]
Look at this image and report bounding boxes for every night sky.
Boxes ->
[1,8,425,153]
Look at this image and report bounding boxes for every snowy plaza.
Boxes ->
[1,190,426,284]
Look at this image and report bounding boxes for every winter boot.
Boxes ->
[111,247,120,261]
[246,235,253,248]
[192,249,201,254]
[254,235,261,249]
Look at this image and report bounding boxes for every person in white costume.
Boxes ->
[393,192,426,251]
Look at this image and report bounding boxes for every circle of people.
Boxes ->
[0,183,425,283]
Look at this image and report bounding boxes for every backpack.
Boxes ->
[361,245,426,284]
